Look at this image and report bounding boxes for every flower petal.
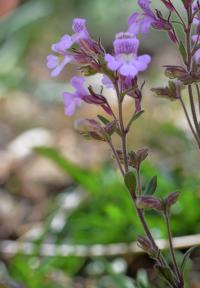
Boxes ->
[134,54,151,71]
[70,76,87,96]
[46,55,59,69]
[105,54,121,71]
[119,63,138,78]
[51,55,73,77]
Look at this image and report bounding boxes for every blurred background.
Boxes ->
[0,0,200,287]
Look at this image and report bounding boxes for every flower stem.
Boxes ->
[179,97,200,148]
[164,212,183,286]
[107,139,125,176]
[115,81,129,173]
[195,83,200,116]
[113,79,178,287]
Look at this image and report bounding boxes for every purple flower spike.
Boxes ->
[105,32,151,79]
[63,76,87,116]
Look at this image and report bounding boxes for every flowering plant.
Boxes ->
[47,1,200,287]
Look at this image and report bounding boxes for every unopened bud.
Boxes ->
[136,196,162,211]
[160,0,175,11]
[137,236,153,252]
[164,191,180,208]
[151,81,182,101]
[129,148,149,169]
[75,118,106,141]
[104,120,117,136]
[168,30,178,44]
[164,65,186,79]
[137,236,159,258]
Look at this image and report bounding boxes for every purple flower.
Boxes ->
[72,18,91,43]
[63,77,87,116]
[104,32,151,79]
[47,18,93,77]
[128,12,154,35]
[47,54,74,77]
[51,35,74,54]
[62,76,113,116]
[128,0,155,35]
[128,0,172,35]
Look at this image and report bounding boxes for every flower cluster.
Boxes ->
[46,7,153,117]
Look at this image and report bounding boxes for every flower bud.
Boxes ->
[137,236,154,252]
[164,65,187,79]
[153,11,172,31]
[136,196,162,211]
[75,118,106,141]
[104,120,118,136]
[160,0,175,11]
[182,0,193,9]
[168,30,178,44]
[151,81,182,101]
[83,86,113,115]
[164,191,180,209]
[129,148,149,169]
[137,236,159,259]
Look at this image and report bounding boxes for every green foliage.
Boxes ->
[9,255,84,288]
[34,146,200,245]
[35,147,101,194]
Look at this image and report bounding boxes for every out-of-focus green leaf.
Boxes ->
[34,146,101,193]
[144,176,157,195]
[181,246,197,274]
[124,171,136,193]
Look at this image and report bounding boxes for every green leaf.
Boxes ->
[181,246,197,274]
[144,176,157,195]
[156,265,174,285]
[136,269,150,288]
[34,146,101,193]
[126,110,144,132]
[97,114,110,125]
[124,171,136,193]
[179,42,187,63]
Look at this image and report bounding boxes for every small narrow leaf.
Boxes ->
[124,171,136,193]
[144,176,157,195]
[126,110,144,131]
[179,42,187,63]
[97,114,110,125]
[156,265,175,285]
[181,246,197,273]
